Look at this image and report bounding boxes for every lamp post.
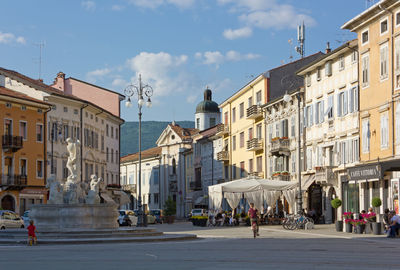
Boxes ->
[50,121,63,175]
[124,74,153,227]
[283,92,303,214]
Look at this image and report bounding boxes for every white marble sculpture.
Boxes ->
[66,138,80,183]
[86,175,102,204]
[64,181,78,204]
[46,174,63,204]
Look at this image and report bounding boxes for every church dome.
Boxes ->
[195,88,220,113]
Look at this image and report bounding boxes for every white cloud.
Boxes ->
[186,94,198,104]
[196,50,260,67]
[0,32,26,45]
[223,27,252,40]
[126,52,190,96]
[111,77,129,88]
[81,1,96,11]
[86,68,111,83]
[128,0,194,9]
[111,5,125,11]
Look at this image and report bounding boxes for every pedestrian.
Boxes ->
[388,210,400,238]
[383,208,390,234]
[27,220,37,246]
[248,203,259,238]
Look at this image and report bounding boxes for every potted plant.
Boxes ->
[163,196,176,224]
[191,216,208,227]
[371,197,382,235]
[331,198,343,232]
[351,219,367,234]
[343,212,353,233]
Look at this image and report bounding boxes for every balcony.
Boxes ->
[122,184,137,193]
[270,137,290,156]
[246,105,263,119]
[189,181,202,191]
[169,180,177,192]
[0,174,27,187]
[315,166,336,186]
[2,135,23,152]
[216,124,230,136]
[247,138,263,151]
[271,172,291,181]
[217,151,229,161]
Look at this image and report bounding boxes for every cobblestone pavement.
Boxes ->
[1,222,399,270]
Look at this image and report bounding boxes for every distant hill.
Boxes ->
[120,121,195,156]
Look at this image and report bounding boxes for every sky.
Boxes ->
[0,0,373,122]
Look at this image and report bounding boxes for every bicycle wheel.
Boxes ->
[286,220,297,230]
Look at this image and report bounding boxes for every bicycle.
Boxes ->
[282,214,314,230]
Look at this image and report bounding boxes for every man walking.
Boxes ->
[248,203,259,238]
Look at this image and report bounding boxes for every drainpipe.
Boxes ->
[158,156,161,209]
[80,102,89,182]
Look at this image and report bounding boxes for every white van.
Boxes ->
[190,208,207,217]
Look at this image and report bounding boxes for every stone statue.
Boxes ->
[64,181,78,204]
[86,175,102,204]
[46,174,63,204]
[66,138,80,182]
[77,182,88,204]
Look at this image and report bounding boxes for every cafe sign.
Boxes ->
[347,164,381,181]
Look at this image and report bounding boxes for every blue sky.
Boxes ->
[0,0,370,122]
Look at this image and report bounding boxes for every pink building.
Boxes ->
[52,72,124,117]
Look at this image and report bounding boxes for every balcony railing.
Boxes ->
[0,174,27,186]
[315,166,336,185]
[169,180,177,192]
[246,105,263,119]
[270,137,290,156]
[247,138,263,151]
[122,184,137,193]
[2,135,23,152]
[271,172,291,181]
[189,181,202,191]
[216,124,230,136]
[217,151,229,161]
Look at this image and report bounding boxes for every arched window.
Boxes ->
[172,158,176,175]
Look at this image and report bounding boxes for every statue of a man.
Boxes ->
[46,174,63,204]
[66,138,80,179]
[86,175,102,204]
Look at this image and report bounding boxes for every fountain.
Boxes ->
[30,138,118,231]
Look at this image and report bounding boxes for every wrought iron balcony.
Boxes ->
[246,105,263,119]
[246,138,263,151]
[271,172,291,181]
[216,123,230,136]
[2,135,23,152]
[270,137,290,156]
[217,151,229,161]
[0,174,27,186]
[315,166,336,185]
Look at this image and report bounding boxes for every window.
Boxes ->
[361,29,369,45]
[304,105,313,127]
[275,123,280,137]
[315,101,324,124]
[248,128,253,140]
[327,95,334,119]
[256,156,262,172]
[224,165,229,180]
[111,126,114,138]
[106,148,109,162]
[381,112,389,149]
[381,19,388,34]
[154,193,159,204]
[106,124,109,136]
[116,151,119,164]
[339,55,345,71]
[380,43,389,80]
[353,138,360,162]
[351,51,358,64]
[291,116,295,137]
[337,91,348,117]
[281,119,288,137]
[306,73,311,87]
[362,54,369,88]
[20,159,27,176]
[325,61,332,76]
[74,109,78,115]
[268,125,272,141]
[395,37,400,88]
[348,87,359,113]
[316,68,321,81]
[63,107,68,113]
[249,159,253,173]
[248,97,253,108]
[232,135,236,151]
[36,124,43,142]
[36,160,43,178]
[153,171,159,185]
[239,102,244,118]
[256,124,262,139]
[21,105,26,111]
[269,158,273,176]
[224,112,228,125]
[209,118,216,127]
[111,149,114,163]
[362,119,370,153]
[232,107,236,122]
[239,132,244,148]
[62,160,68,179]
[397,11,400,26]
[256,91,262,104]
[19,121,27,140]
[5,103,11,108]
[196,118,200,129]
[63,124,69,141]
[240,161,245,177]
[291,152,296,173]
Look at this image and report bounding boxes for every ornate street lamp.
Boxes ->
[283,92,303,214]
[124,74,153,227]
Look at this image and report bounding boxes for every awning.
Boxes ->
[100,193,115,204]
[113,190,131,205]
[301,174,315,191]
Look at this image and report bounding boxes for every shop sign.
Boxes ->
[347,164,381,181]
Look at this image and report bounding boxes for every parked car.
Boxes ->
[149,209,163,224]
[22,210,30,227]
[189,208,207,218]
[0,210,24,229]
[118,210,138,227]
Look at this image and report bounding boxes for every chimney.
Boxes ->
[53,71,66,91]
[325,42,331,54]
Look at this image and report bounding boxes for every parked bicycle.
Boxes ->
[282,214,314,230]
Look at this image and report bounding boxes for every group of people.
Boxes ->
[383,209,400,238]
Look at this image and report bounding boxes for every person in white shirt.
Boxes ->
[388,211,400,238]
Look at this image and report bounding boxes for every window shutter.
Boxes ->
[337,94,341,117]
[304,107,308,128]
[310,106,314,126]
[354,87,359,111]
[314,103,318,124]
[349,89,354,113]
[343,91,348,115]
[320,101,324,123]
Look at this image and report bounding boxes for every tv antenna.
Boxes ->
[35,41,45,80]
[295,22,305,58]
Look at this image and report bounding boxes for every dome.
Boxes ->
[195,88,220,113]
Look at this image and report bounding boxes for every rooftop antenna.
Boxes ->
[295,22,305,58]
[35,41,45,80]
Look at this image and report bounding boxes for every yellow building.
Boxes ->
[0,87,51,214]
[342,0,400,213]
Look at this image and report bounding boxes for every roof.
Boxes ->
[193,124,219,142]
[169,123,198,140]
[0,86,51,107]
[196,89,220,113]
[120,146,162,163]
[67,77,125,99]
[266,52,324,102]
